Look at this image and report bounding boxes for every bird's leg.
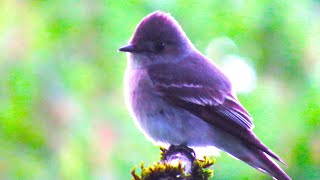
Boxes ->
[161,144,196,174]
[163,144,196,162]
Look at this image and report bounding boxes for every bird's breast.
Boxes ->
[124,67,219,147]
[124,68,157,114]
[125,67,182,145]
[124,67,161,139]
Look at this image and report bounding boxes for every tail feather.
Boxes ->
[257,142,287,166]
[241,148,291,180]
[244,132,287,165]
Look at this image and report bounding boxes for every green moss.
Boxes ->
[131,147,215,180]
[190,156,215,180]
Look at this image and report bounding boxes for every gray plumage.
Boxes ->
[120,11,291,180]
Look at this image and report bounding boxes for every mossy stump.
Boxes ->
[131,145,215,180]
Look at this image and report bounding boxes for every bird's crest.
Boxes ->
[130,11,186,44]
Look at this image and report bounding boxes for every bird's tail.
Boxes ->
[236,147,291,180]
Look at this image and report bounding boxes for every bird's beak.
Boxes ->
[119,44,139,53]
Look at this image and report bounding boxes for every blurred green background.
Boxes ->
[1,0,319,179]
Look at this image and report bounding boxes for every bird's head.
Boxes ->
[119,11,194,68]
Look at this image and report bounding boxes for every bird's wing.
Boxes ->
[148,62,284,163]
[156,82,253,130]
[148,61,253,130]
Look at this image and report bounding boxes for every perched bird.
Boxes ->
[119,11,291,180]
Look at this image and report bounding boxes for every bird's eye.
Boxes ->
[154,41,165,52]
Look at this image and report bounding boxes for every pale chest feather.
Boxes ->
[124,67,162,136]
[124,68,159,114]
[124,67,218,147]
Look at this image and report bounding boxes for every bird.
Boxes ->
[119,11,291,180]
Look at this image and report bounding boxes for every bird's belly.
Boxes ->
[124,69,218,147]
[137,98,218,147]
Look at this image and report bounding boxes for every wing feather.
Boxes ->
[154,82,254,129]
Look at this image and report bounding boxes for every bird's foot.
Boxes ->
[162,144,196,162]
